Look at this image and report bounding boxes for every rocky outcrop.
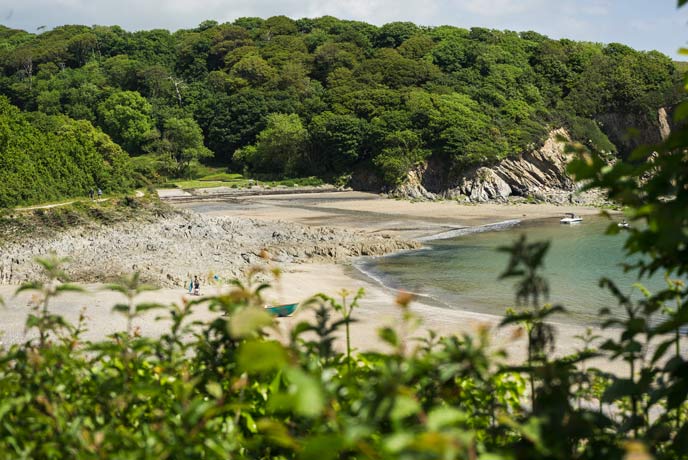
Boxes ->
[388,129,584,203]
[390,164,438,200]
[447,129,574,202]
[0,212,419,287]
[596,108,674,157]
[658,107,671,141]
[355,107,675,202]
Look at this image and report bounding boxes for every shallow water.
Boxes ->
[360,216,672,326]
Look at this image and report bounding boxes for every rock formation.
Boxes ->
[390,128,582,203]
[385,107,675,203]
[447,128,575,202]
[0,212,419,287]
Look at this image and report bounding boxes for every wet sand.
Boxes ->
[176,191,601,240]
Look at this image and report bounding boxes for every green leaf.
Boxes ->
[238,340,287,374]
[383,432,414,453]
[427,407,466,431]
[285,367,324,418]
[229,306,274,338]
[112,304,130,314]
[206,381,223,399]
[602,378,638,402]
[300,435,344,460]
[378,326,399,347]
[256,419,298,449]
[241,411,258,433]
[54,283,85,294]
[390,394,420,421]
[651,339,675,364]
[135,302,164,313]
[673,101,688,122]
[15,281,43,295]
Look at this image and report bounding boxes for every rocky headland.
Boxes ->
[380,108,673,204]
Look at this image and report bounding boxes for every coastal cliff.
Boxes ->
[388,107,674,203]
[388,128,579,203]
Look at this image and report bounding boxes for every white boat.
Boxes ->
[560,213,583,224]
[618,220,630,229]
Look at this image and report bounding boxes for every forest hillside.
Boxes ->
[0,17,684,206]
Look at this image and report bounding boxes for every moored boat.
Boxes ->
[560,213,583,224]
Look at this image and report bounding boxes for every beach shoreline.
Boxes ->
[1,190,642,372]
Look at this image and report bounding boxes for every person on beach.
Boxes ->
[188,278,193,294]
[193,276,200,295]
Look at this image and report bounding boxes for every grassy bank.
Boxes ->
[0,194,176,244]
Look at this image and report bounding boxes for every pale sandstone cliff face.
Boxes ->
[447,128,574,202]
[390,128,579,203]
[658,107,671,141]
[390,108,673,203]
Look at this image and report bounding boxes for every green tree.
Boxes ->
[157,117,212,176]
[373,129,430,186]
[309,111,366,174]
[235,113,308,174]
[375,21,419,48]
[97,90,155,154]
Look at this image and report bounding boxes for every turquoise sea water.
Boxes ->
[359,216,670,326]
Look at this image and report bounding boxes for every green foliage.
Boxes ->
[97,90,156,154]
[0,14,682,196]
[155,116,213,177]
[0,96,135,208]
[564,115,617,155]
[309,111,367,175]
[235,113,309,175]
[373,129,430,186]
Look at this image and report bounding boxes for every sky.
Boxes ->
[0,0,687,59]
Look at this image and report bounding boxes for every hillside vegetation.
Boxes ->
[0,96,135,207]
[0,17,683,205]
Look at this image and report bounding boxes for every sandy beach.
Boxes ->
[1,190,643,373]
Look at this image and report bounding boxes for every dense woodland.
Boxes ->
[0,16,684,206]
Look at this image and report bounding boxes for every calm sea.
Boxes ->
[358,216,672,326]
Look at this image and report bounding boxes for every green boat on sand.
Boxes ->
[265,303,299,317]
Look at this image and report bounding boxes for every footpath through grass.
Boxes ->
[0,194,174,243]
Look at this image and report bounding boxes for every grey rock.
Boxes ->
[0,210,419,288]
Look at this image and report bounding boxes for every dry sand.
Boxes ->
[0,262,634,375]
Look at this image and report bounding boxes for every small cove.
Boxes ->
[359,215,672,326]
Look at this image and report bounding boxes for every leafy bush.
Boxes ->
[563,114,618,155]
[0,97,135,208]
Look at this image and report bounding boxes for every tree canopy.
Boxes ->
[0,16,683,202]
